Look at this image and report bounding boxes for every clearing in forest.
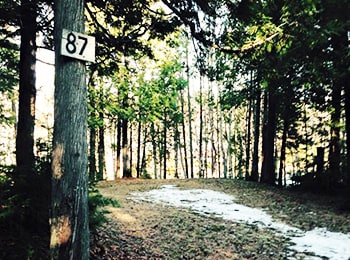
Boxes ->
[92,179,350,260]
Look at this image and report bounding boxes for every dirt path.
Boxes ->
[90,179,350,259]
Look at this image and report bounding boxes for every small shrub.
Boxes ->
[88,185,120,231]
[140,169,152,179]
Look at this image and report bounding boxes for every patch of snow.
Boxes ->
[130,185,350,260]
[289,228,350,260]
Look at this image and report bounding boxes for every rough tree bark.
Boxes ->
[50,0,89,258]
[16,0,37,177]
[261,85,278,185]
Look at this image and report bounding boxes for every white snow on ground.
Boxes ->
[130,184,350,260]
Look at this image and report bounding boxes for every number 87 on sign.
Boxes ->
[61,29,95,63]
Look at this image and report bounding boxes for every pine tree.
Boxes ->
[50,0,89,258]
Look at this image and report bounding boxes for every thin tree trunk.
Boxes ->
[186,47,194,178]
[97,88,105,180]
[111,121,117,180]
[251,88,261,182]
[174,121,180,178]
[328,83,341,183]
[122,117,131,178]
[98,119,105,180]
[136,119,142,178]
[158,128,163,179]
[216,102,221,178]
[129,121,133,177]
[204,103,209,178]
[245,70,254,180]
[208,88,216,177]
[163,113,167,179]
[50,0,89,258]
[328,36,344,185]
[245,98,252,180]
[140,124,147,176]
[220,109,227,178]
[180,90,189,178]
[89,127,97,181]
[303,98,310,173]
[151,123,158,179]
[226,110,233,178]
[88,80,97,181]
[345,81,350,186]
[115,120,121,178]
[199,74,204,178]
[278,119,288,187]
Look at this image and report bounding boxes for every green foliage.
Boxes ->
[0,44,18,125]
[88,185,120,230]
[86,0,182,77]
[140,171,152,179]
[0,45,18,93]
[0,166,15,220]
[0,159,50,259]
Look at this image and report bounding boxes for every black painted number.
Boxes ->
[65,32,88,56]
[66,32,76,54]
[78,36,88,55]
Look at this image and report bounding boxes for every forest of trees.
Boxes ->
[0,0,349,258]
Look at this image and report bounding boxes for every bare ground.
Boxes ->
[90,178,350,259]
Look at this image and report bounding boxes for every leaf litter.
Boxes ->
[93,179,350,259]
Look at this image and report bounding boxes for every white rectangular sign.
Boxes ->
[61,29,95,63]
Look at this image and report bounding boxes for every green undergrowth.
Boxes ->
[0,164,50,259]
[89,183,120,231]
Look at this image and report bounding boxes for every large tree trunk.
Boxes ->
[50,0,89,258]
[15,2,51,257]
[261,85,278,185]
[16,0,37,177]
